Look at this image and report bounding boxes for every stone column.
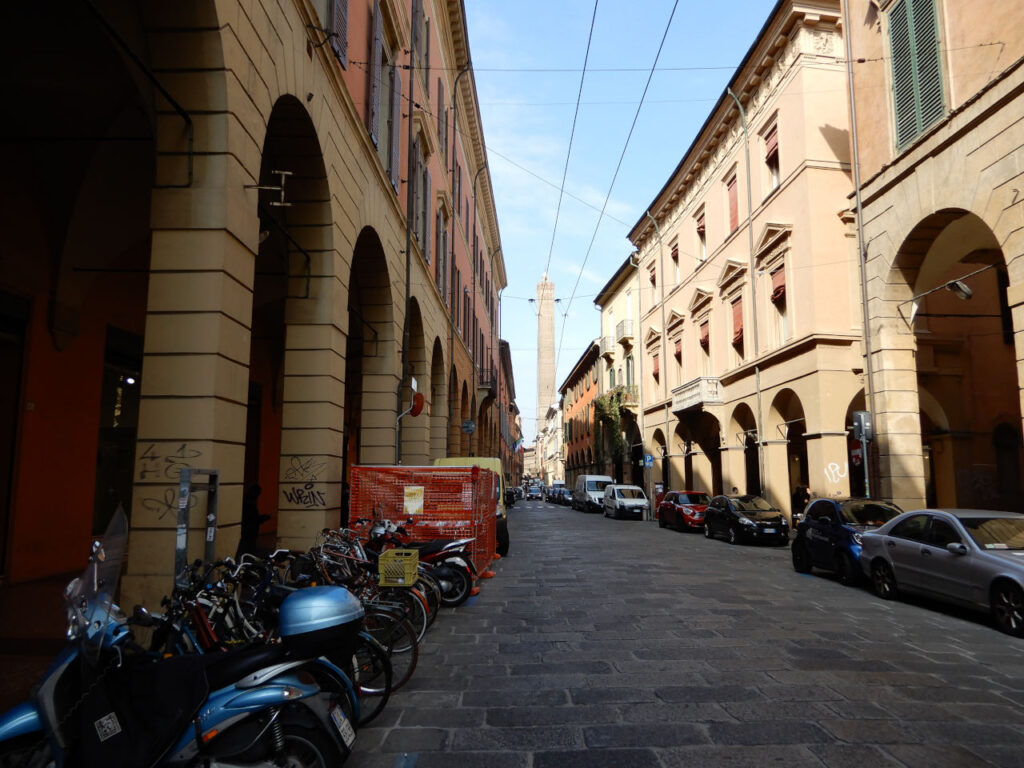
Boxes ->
[805,432,853,499]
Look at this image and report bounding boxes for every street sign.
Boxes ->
[462,419,476,434]
[644,454,653,468]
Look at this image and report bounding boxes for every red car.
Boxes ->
[657,491,711,531]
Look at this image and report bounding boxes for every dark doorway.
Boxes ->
[744,433,761,496]
[93,326,142,534]
[0,293,29,575]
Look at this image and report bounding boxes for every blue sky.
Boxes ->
[464,1,777,443]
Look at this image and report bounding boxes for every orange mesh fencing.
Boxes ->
[349,465,497,575]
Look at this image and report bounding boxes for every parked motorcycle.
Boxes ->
[363,518,477,607]
[0,509,364,768]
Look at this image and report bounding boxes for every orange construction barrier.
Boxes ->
[349,465,497,576]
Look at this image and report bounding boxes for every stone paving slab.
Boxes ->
[348,501,1024,767]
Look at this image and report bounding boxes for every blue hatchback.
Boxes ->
[791,498,903,585]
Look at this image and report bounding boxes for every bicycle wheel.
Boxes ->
[362,608,418,691]
[415,570,442,626]
[349,631,392,725]
[377,588,429,644]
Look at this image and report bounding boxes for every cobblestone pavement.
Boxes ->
[349,500,1024,768]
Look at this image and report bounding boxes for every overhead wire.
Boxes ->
[554,0,681,378]
[542,0,599,280]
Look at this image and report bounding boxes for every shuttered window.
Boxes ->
[674,338,682,359]
[727,176,739,232]
[699,321,710,349]
[367,1,382,145]
[389,70,402,191]
[330,0,348,68]
[422,167,431,263]
[732,298,743,344]
[889,0,945,150]
[770,268,786,304]
[652,353,660,379]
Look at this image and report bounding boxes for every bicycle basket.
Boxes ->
[377,549,419,587]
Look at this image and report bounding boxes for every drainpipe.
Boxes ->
[448,65,471,455]
[842,1,875,498]
[644,212,670,521]
[727,87,767,500]
[469,163,488,457]
[396,12,418,464]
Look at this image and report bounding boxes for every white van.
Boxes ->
[572,474,613,513]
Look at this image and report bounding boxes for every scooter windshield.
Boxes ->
[64,506,129,652]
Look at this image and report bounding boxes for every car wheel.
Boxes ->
[991,581,1024,637]
[728,527,739,545]
[704,522,713,539]
[871,560,898,600]
[836,552,859,586]
[791,542,812,573]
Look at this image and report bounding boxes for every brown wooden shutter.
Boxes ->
[652,354,660,378]
[696,213,706,236]
[732,298,743,344]
[728,176,739,231]
[700,320,710,349]
[764,125,778,161]
[367,1,382,144]
[423,169,432,263]
[390,69,402,191]
[331,0,348,68]
[770,267,786,304]
[649,265,656,286]
[671,243,679,262]
[674,338,682,359]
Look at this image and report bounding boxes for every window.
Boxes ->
[727,175,739,232]
[764,124,779,193]
[929,518,961,548]
[435,209,448,298]
[609,367,615,389]
[437,78,447,164]
[699,320,710,375]
[329,0,349,68]
[889,0,944,150]
[770,267,788,345]
[454,163,461,218]
[696,210,707,262]
[625,354,634,386]
[367,2,401,191]
[890,514,930,542]
[670,242,680,285]
[649,265,656,288]
[731,298,743,345]
[652,353,660,380]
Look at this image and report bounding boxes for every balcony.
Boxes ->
[477,366,497,401]
[609,384,639,414]
[599,335,615,359]
[671,376,722,413]
[615,319,633,346]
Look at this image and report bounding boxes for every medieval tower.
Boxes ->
[537,276,556,436]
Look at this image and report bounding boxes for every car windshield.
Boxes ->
[959,516,1024,550]
[616,488,645,499]
[732,496,776,512]
[678,493,710,505]
[587,480,611,492]
[839,500,903,526]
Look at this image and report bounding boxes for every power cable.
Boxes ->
[543,0,599,280]
[554,0,680,377]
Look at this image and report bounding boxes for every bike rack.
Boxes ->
[174,468,220,589]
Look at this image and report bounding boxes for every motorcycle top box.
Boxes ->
[279,586,364,657]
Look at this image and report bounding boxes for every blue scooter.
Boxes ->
[0,509,363,767]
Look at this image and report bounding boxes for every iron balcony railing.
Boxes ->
[615,319,634,344]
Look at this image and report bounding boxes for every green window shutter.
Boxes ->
[890,0,945,150]
[912,0,945,132]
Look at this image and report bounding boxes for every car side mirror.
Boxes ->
[946,542,968,556]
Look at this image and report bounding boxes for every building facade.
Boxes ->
[559,341,601,490]
[629,0,862,521]
[847,0,1024,511]
[0,0,512,606]
[593,257,646,486]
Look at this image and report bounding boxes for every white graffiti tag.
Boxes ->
[824,462,848,485]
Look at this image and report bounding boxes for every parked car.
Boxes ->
[526,486,542,500]
[791,498,904,584]
[573,474,614,512]
[859,509,1024,637]
[704,494,789,545]
[603,484,648,520]
[554,487,571,505]
[657,491,711,531]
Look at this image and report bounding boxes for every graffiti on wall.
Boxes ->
[823,461,848,485]
[136,442,204,520]
[281,455,329,509]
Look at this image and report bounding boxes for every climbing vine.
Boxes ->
[594,388,627,459]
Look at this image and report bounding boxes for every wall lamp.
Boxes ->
[896,263,995,326]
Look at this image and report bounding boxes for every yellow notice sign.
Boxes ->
[403,485,425,516]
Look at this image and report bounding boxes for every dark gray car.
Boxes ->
[859,508,1024,637]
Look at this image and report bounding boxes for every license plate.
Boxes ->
[330,705,356,747]
[763,527,776,534]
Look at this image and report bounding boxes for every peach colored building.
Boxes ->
[847,0,1024,511]
[0,0,512,607]
[560,341,602,490]
[629,0,864,520]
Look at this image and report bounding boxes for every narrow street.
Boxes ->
[351,500,1024,768]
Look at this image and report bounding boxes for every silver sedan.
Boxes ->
[859,509,1024,636]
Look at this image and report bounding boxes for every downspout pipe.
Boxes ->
[448,65,471,455]
[842,1,875,498]
[727,87,767,500]
[644,212,669,521]
[396,15,418,464]
[470,163,488,457]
